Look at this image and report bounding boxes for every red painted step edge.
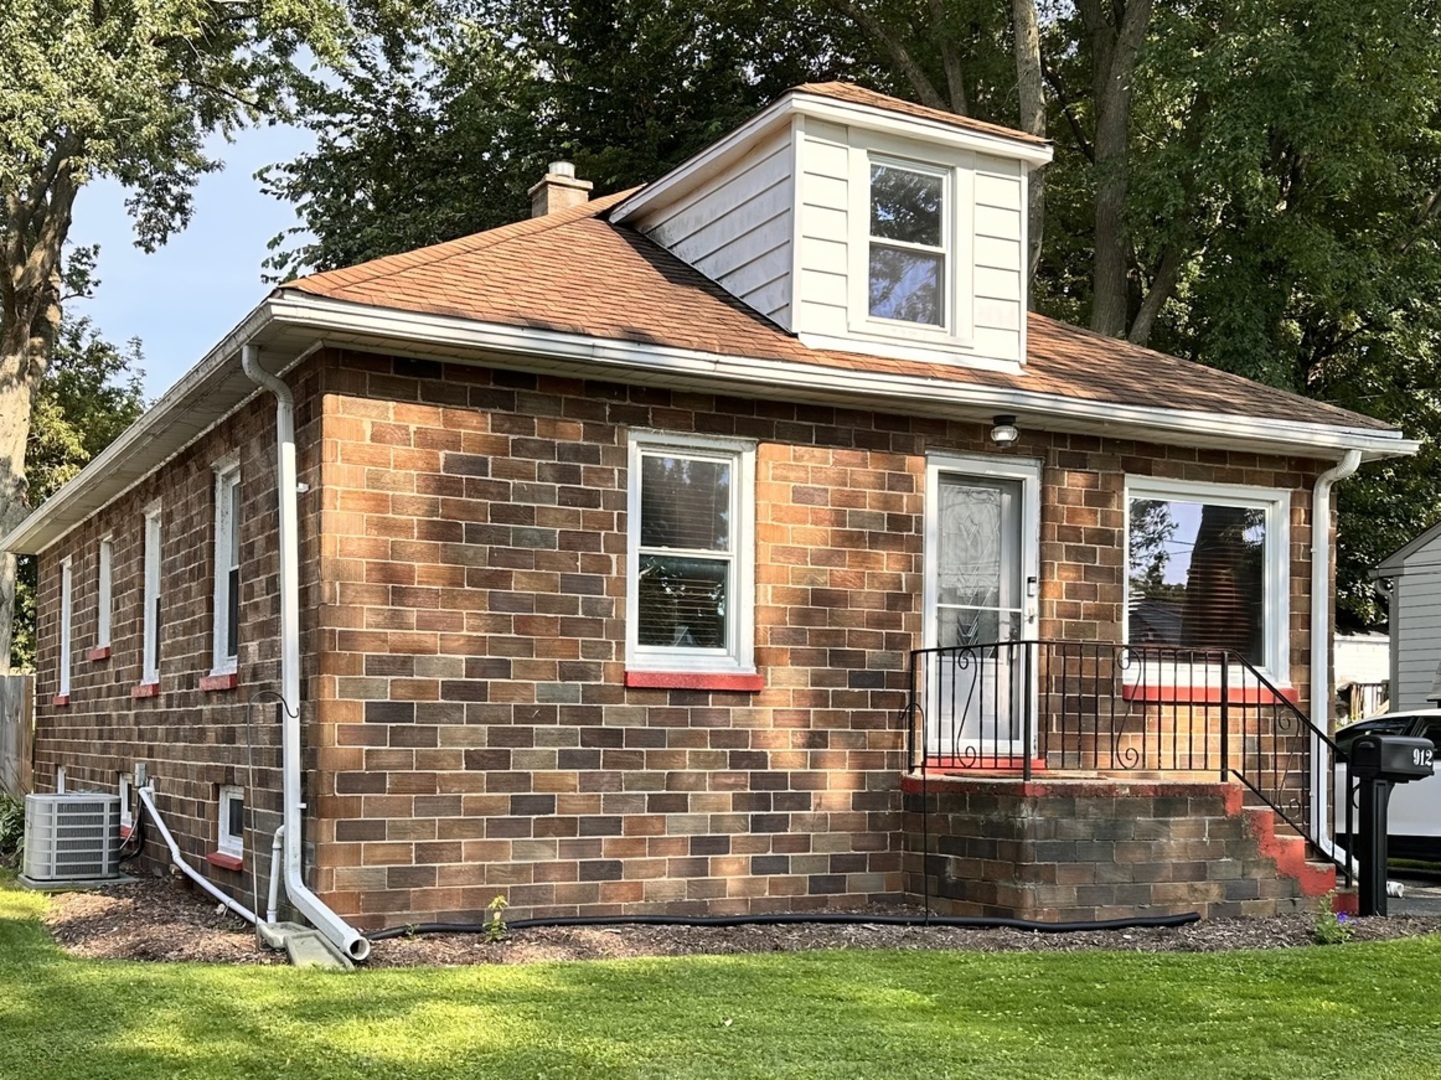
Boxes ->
[1243,806,1337,898]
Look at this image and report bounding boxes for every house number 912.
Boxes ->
[1414,748,1434,768]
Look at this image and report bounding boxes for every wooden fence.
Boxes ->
[0,674,34,799]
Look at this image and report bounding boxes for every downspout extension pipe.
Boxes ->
[139,785,258,925]
[266,825,285,925]
[1311,449,1362,863]
[242,344,371,963]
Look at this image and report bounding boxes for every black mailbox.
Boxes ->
[1351,734,1435,781]
[1349,734,1435,916]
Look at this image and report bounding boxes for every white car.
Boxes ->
[1332,709,1441,861]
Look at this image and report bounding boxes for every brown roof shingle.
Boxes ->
[794,82,1050,148]
[287,192,1389,434]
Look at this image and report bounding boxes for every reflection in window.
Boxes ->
[868,163,945,326]
[1127,498,1267,664]
[637,454,732,649]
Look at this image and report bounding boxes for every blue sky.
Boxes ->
[67,123,317,400]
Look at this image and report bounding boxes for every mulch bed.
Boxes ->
[39,871,1441,968]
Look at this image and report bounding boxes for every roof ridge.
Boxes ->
[290,188,638,297]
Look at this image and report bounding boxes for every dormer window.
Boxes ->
[868,161,946,326]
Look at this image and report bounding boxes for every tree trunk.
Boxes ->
[1078,0,1154,338]
[1010,0,1046,290]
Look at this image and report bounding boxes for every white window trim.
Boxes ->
[142,501,161,685]
[58,558,72,698]
[118,773,133,830]
[625,429,756,675]
[846,128,976,349]
[1123,476,1291,685]
[217,784,244,858]
[211,458,241,676]
[97,536,113,649]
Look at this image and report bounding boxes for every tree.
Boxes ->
[0,0,351,668]
[11,313,146,668]
[265,0,1441,630]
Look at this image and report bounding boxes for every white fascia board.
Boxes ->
[0,300,276,556]
[271,291,1417,463]
[610,90,1053,226]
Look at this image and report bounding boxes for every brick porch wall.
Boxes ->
[30,360,327,905]
[307,350,1326,929]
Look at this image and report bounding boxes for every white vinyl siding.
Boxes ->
[1381,542,1441,709]
[639,129,794,328]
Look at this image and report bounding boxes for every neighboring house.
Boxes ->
[1374,523,1441,710]
[6,83,1418,947]
[1334,631,1389,721]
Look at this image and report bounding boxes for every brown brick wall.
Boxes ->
[30,346,1330,926]
[305,350,1325,928]
[31,359,328,906]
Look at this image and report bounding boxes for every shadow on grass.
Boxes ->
[5,885,1441,1079]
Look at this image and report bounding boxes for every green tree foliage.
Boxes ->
[0,0,353,666]
[266,0,1441,628]
[11,314,145,669]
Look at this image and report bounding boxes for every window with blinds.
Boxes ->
[627,432,755,673]
[1125,480,1289,675]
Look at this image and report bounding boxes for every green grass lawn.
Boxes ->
[3,880,1441,1079]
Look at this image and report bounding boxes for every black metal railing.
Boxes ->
[904,640,1348,879]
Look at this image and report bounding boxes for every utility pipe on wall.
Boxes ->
[1310,449,1362,859]
[242,345,371,962]
[139,785,258,925]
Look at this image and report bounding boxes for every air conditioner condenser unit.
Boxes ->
[22,792,122,882]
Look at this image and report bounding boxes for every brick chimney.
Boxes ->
[528,161,593,217]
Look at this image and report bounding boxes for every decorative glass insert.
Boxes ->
[869,163,945,326]
[1127,498,1267,665]
[637,453,732,649]
[936,476,1022,647]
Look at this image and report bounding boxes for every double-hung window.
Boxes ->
[212,461,241,675]
[1125,477,1290,682]
[57,558,72,702]
[141,503,162,686]
[626,431,755,676]
[868,159,948,327]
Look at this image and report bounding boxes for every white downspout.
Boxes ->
[242,345,371,962]
[1310,448,1362,859]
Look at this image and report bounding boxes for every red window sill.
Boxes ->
[86,646,110,662]
[205,851,243,872]
[50,694,69,707]
[1120,683,1299,705]
[131,682,159,699]
[200,672,238,692]
[625,671,764,692]
[120,825,133,840]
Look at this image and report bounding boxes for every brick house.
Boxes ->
[7,83,1416,956]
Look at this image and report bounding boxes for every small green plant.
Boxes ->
[1314,893,1354,945]
[486,895,509,943]
[0,794,24,865]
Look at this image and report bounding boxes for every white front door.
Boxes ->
[924,455,1041,761]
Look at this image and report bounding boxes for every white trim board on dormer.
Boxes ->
[610,87,1053,229]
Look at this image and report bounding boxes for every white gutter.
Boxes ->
[138,785,258,925]
[242,344,371,962]
[1310,449,1362,860]
[269,292,1422,462]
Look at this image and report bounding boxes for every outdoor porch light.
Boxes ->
[990,415,1020,446]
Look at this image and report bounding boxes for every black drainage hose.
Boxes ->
[366,910,1201,942]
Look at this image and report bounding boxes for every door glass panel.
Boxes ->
[936,476,1022,646]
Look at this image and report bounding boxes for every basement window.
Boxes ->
[217,785,244,859]
[625,430,756,683]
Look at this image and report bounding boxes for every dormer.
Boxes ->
[612,83,1053,372]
